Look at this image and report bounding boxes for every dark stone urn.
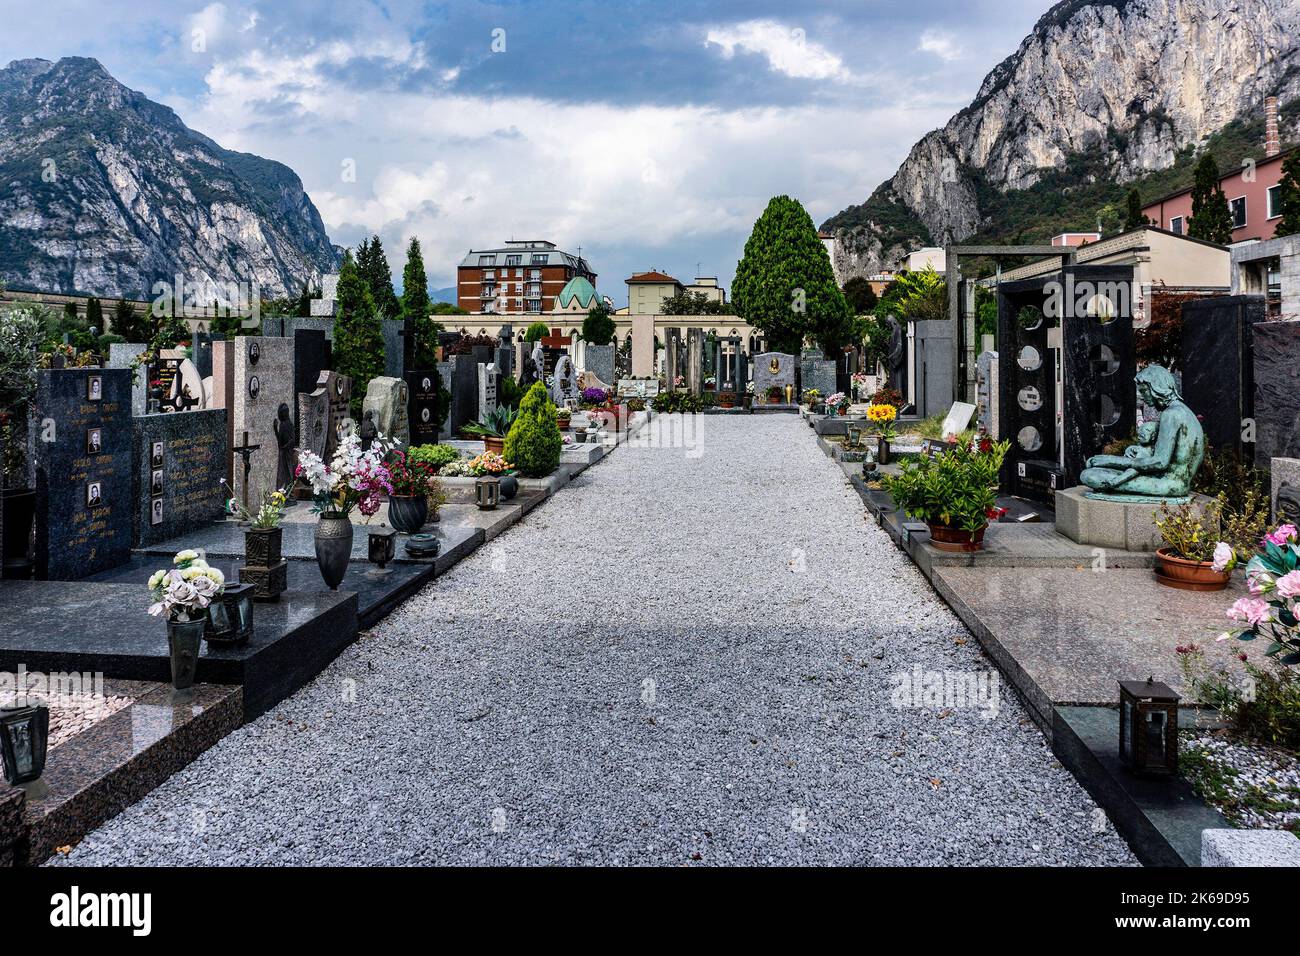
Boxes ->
[240,527,288,602]
[387,494,428,534]
[314,514,354,590]
[166,617,205,690]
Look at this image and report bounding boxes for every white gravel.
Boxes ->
[53,415,1135,866]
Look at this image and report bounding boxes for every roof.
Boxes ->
[1142,145,1298,208]
[554,275,600,309]
[460,241,592,274]
[986,225,1228,284]
[627,270,681,284]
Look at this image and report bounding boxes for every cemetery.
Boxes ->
[1,253,1297,869]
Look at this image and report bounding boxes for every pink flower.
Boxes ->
[1211,542,1235,573]
[1265,523,1298,547]
[1227,597,1273,627]
[1276,570,1300,600]
[1248,569,1274,594]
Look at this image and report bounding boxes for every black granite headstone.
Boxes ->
[293,329,330,402]
[32,369,133,580]
[406,369,442,446]
[192,330,220,380]
[1253,318,1300,469]
[133,409,228,547]
[1181,295,1261,459]
[451,356,479,432]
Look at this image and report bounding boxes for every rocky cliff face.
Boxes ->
[823,0,1300,278]
[0,57,339,301]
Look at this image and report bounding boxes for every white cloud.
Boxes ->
[918,29,963,62]
[705,19,852,82]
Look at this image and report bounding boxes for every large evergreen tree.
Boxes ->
[581,303,615,344]
[333,249,386,415]
[357,235,401,320]
[84,297,103,334]
[841,276,878,315]
[1275,151,1300,238]
[1187,153,1234,244]
[1123,188,1148,231]
[732,195,851,354]
[400,236,440,369]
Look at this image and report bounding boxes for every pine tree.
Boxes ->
[400,237,440,369]
[1123,188,1148,231]
[732,195,851,354]
[1276,152,1300,238]
[333,249,386,416]
[294,281,314,318]
[1187,153,1234,244]
[357,235,401,320]
[84,297,103,334]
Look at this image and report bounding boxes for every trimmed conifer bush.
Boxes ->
[503,381,561,477]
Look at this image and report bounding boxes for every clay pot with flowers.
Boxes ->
[882,437,1009,552]
[1152,499,1233,591]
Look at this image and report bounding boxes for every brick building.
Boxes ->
[457,240,595,315]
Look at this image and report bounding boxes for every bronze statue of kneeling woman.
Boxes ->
[1079,365,1205,503]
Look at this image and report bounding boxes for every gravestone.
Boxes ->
[1252,318,1300,469]
[496,325,515,378]
[449,356,478,433]
[584,344,616,388]
[1181,296,1261,459]
[912,320,955,419]
[232,336,295,510]
[478,363,499,419]
[293,330,330,408]
[752,352,796,405]
[939,401,977,440]
[665,329,681,386]
[799,350,837,401]
[298,371,351,461]
[381,319,405,378]
[31,369,133,580]
[1273,457,1300,523]
[298,386,330,460]
[192,330,220,380]
[406,369,442,447]
[362,376,410,448]
[435,360,456,437]
[976,350,998,435]
[134,409,227,547]
[551,355,578,406]
[310,273,339,317]
[686,329,704,396]
[106,342,148,417]
[211,340,236,486]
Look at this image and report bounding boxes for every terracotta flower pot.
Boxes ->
[926,522,988,552]
[483,435,505,456]
[1154,549,1230,591]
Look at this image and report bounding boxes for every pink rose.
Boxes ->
[1211,542,1235,573]
[1265,523,1298,547]
[1276,570,1300,600]
[1227,597,1273,627]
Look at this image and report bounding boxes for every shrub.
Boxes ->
[408,443,459,473]
[523,322,549,342]
[882,438,1009,531]
[498,375,524,410]
[503,381,561,477]
[651,391,703,413]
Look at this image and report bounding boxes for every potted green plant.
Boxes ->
[882,437,1009,551]
[867,402,899,464]
[222,479,289,565]
[461,405,517,456]
[1153,499,1232,591]
[384,449,441,533]
[147,550,225,689]
[556,407,572,431]
[1,306,44,578]
[503,382,562,477]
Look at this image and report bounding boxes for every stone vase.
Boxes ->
[877,438,891,465]
[388,494,428,534]
[167,616,205,690]
[244,527,282,567]
[314,514,353,590]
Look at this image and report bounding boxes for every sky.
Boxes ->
[0,0,1050,305]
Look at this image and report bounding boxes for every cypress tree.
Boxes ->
[84,296,103,333]
[732,195,851,355]
[1187,153,1234,244]
[1123,188,1148,231]
[358,235,401,320]
[401,237,440,369]
[333,249,386,416]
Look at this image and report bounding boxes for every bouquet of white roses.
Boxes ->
[147,549,225,622]
[295,432,394,518]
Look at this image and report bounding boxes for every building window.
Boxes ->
[531,254,548,265]
[530,269,541,279]
[1268,184,1282,219]
[1230,196,1247,229]
[1169,216,1183,235]
[478,255,496,266]
[505,254,521,266]
[526,299,542,312]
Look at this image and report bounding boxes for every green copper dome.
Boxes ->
[555,275,599,309]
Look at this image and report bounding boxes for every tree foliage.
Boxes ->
[399,236,440,369]
[1187,153,1234,244]
[842,277,878,315]
[659,290,735,315]
[581,303,615,344]
[523,321,550,342]
[357,235,401,321]
[732,195,850,354]
[1276,151,1300,238]
[873,267,947,323]
[333,248,386,415]
[1123,188,1149,231]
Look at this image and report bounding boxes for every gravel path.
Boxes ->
[55,416,1135,866]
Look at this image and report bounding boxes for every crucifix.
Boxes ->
[230,430,261,510]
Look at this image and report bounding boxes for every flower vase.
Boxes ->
[167,616,205,689]
[314,514,354,590]
[877,438,891,465]
[387,495,428,534]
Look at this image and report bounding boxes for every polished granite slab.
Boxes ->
[1,678,242,865]
[0,581,357,720]
[928,567,1268,730]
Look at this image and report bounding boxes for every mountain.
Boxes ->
[822,0,1300,279]
[0,56,339,301]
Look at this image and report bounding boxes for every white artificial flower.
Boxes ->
[174,549,199,565]
[1211,542,1235,574]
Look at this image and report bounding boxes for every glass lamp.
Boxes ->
[368,527,397,569]
[1118,678,1179,775]
[0,703,50,785]
[476,476,501,510]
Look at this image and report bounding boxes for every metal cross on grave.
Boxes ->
[230,430,261,510]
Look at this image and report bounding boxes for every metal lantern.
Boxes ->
[368,527,397,568]
[475,475,501,510]
[205,582,255,645]
[1,703,50,785]
[1118,678,1179,775]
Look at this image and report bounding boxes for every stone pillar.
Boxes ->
[107,342,148,417]
[686,328,704,396]
[631,314,656,378]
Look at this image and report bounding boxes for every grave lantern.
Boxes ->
[475,476,500,510]
[1118,678,1179,775]
[0,702,50,785]
[205,583,255,645]
[368,527,397,568]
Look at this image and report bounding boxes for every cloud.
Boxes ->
[918,29,963,62]
[704,19,852,83]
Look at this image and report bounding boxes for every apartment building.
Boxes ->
[457,240,595,314]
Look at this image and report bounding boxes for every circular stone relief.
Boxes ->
[1017,305,1044,332]
[1018,385,1042,411]
[1017,345,1042,371]
[248,341,261,364]
[1097,393,1121,427]
[1017,425,1043,453]
[1090,343,1119,375]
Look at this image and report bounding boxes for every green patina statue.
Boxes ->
[1079,364,1204,503]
